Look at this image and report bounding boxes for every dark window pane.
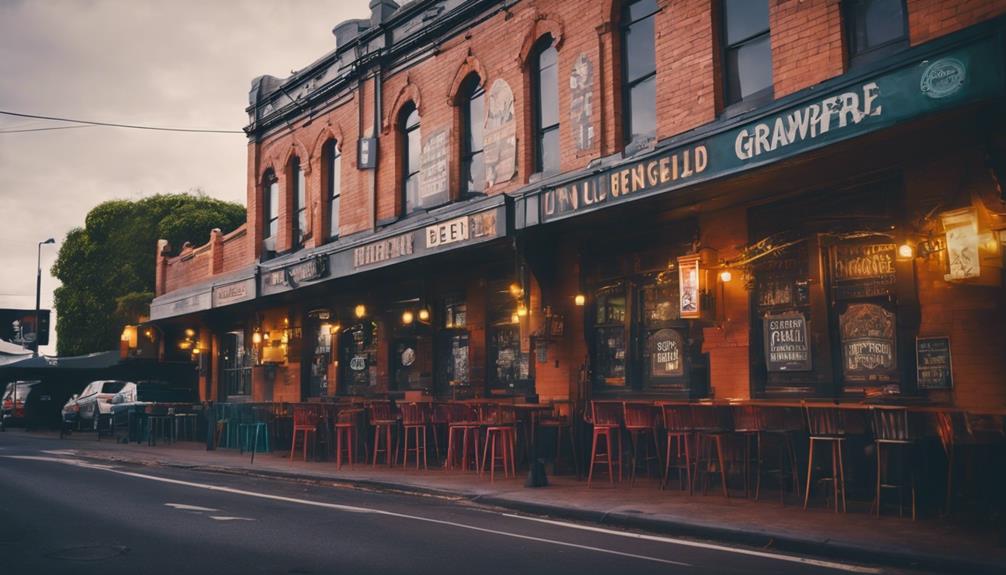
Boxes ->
[465,150,485,194]
[851,0,906,53]
[540,126,560,174]
[627,0,658,23]
[628,75,657,143]
[538,55,559,128]
[468,89,484,153]
[726,34,772,104]
[724,0,769,45]
[624,13,656,83]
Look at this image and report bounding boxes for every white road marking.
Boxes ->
[209,516,256,521]
[498,514,883,574]
[41,449,78,456]
[4,455,690,568]
[165,503,218,512]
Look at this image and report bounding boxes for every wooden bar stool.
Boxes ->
[691,404,733,498]
[758,406,803,504]
[334,408,361,469]
[446,403,482,472]
[369,400,397,467]
[803,403,848,512]
[624,402,661,485]
[587,401,623,487]
[871,406,919,519]
[290,405,319,462]
[660,404,693,492]
[400,403,431,470]
[481,404,517,482]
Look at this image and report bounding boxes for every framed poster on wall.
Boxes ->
[916,336,953,389]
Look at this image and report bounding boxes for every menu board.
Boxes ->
[830,243,896,299]
[648,328,684,378]
[763,311,812,372]
[839,303,898,383]
[916,337,953,389]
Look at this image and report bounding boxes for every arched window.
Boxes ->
[262,170,279,256]
[621,0,658,147]
[460,74,485,197]
[531,34,559,175]
[290,156,306,251]
[325,141,341,241]
[400,102,421,215]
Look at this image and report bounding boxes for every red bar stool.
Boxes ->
[660,403,693,492]
[587,401,624,487]
[369,400,397,467]
[757,406,803,503]
[481,404,517,482]
[803,403,848,512]
[445,403,481,472]
[623,401,661,485]
[400,402,431,470]
[290,405,320,462]
[691,404,733,498]
[334,407,361,469]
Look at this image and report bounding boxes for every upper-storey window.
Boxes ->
[326,141,341,241]
[460,74,485,197]
[844,0,908,67]
[401,102,421,216]
[531,35,559,175]
[622,0,658,148]
[722,0,773,109]
[290,157,307,251]
[262,170,278,257]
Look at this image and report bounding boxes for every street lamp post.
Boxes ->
[34,238,55,357]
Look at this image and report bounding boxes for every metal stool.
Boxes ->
[803,403,848,513]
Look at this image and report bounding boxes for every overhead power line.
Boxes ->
[0,125,93,134]
[0,109,244,134]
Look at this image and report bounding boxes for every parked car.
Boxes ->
[1,381,39,430]
[61,380,130,430]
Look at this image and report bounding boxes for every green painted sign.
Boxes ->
[530,34,1003,225]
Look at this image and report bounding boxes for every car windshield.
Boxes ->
[100,381,128,394]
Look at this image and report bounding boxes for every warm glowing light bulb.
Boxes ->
[511,313,520,324]
[184,328,196,338]
[252,331,262,344]
[517,304,528,317]
[355,304,366,318]
[898,244,914,259]
[402,310,414,324]
[719,270,733,283]
[574,294,586,306]
[418,309,430,321]
[509,283,524,298]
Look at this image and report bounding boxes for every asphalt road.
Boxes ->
[0,433,907,575]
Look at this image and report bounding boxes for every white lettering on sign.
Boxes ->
[734,82,882,160]
[426,216,470,248]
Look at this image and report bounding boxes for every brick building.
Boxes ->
[148,0,1006,410]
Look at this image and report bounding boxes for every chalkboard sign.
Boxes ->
[648,328,685,378]
[830,243,896,299]
[839,303,897,383]
[916,336,953,389]
[763,311,812,372]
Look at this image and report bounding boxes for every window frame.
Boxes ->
[843,0,909,68]
[290,157,306,251]
[460,74,486,198]
[720,0,774,115]
[262,170,279,256]
[326,140,341,242]
[531,34,560,176]
[400,102,421,216]
[620,0,659,149]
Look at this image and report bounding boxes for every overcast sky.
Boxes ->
[0,0,370,354]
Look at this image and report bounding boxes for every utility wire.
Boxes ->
[0,125,93,134]
[0,109,244,134]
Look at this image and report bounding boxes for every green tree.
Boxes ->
[51,193,245,356]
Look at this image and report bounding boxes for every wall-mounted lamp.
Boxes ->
[719,270,733,283]
[402,310,414,325]
[263,331,271,342]
[511,313,520,324]
[897,243,915,259]
[354,304,367,319]
[574,294,586,306]
[509,282,524,298]
[252,330,263,344]
[192,347,201,355]
[178,340,192,350]
[418,308,430,322]
[516,303,528,317]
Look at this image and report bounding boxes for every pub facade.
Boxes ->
[148,0,1006,412]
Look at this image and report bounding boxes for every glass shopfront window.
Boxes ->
[437,295,470,395]
[304,310,333,398]
[487,280,528,394]
[220,329,251,398]
[593,284,628,387]
[340,321,379,395]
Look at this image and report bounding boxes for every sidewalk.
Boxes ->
[22,430,1006,574]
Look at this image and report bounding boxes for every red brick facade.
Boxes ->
[152,0,1006,406]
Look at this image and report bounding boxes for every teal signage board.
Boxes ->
[527,33,1004,226]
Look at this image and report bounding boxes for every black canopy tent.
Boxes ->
[0,352,198,428]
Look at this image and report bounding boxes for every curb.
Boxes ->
[78,450,1002,575]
